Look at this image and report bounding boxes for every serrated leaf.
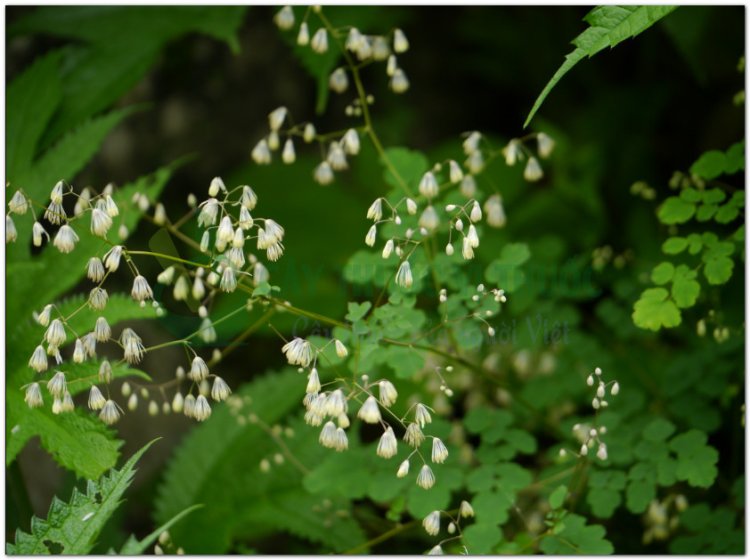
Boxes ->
[7,441,155,554]
[155,369,365,553]
[669,430,718,487]
[524,5,677,127]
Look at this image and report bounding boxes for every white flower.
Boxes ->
[183,394,196,418]
[104,245,123,272]
[328,67,349,93]
[378,380,398,407]
[93,316,111,342]
[72,338,86,363]
[461,236,475,260]
[31,221,49,247]
[9,190,28,214]
[120,328,145,364]
[372,36,390,60]
[390,68,409,93]
[319,421,338,448]
[85,257,105,283]
[131,275,153,302]
[467,224,479,248]
[268,106,288,131]
[306,368,321,394]
[596,443,608,461]
[415,403,432,427]
[47,371,67,397]
[396,459,410,478]
[88,287,109,311]
[282,139,296,164]
[503,139,521,166]
[313,161,334,185]
[274,5,294,29]
[251,139,272,165]
[537,132,555,158]
[357,396,382,424]
[463,131,481,155]
[484,194,506,228]
[99,400,120,425]
[281,337,314,367]
[88,385,106,410]
[53,225,79,253]
[24,383,43,408]
[366,199,383,223]
[365,225,377,247]
[193,395,212,421]
[382,239,394,259]
[393,28,409,53]
[45,319,66,347]
[346,27,365,52]
[105,195,119,217]
[431,437,449,464]
[418,172,439,199]
[220,266,237,292]
[459,500,475,518]
[406,198,417,215]
[419,205,439,231]
[416,464,435,489]
[395,260,413,289]
[189,356,209,381]
[342,128,360,155]
[445,242,455,256]
[327,141,348,171]
[427,545,444,555]
[334,427,349,451]
[422,511,440,536]
[28,346,48,372]
[303,123,317,143]
[404,422,424,447]
[376,427,398,458]
[325,389,347,417]
[611,382,620,395]
[460,175,477,199]
[99,360,112,383]
[90,207,113,237]
[448,160,464,183]
[467,151,484,174]
[297,22,310,45]
[311,28,328,53]
[334,339,348,358]
[524,157,543,182]
[470,201,482,223]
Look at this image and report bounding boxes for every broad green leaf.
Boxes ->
[669,430,718,488]
[7,441,156,554]
[662,237,688,254]
[703,256,734,285]
[549,485,567,509]
[658,196,696,224]
[643,418,676,442]
[632,287,681,331]
[671,265,700,308]
[524,5,677,127]
[650,262,674,285]
[463,523,503,554]
[345,301,372,322]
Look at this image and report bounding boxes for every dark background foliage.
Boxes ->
[6,5,744,553]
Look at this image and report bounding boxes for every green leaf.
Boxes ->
[6,51,62,179]
[690,150,727,179]
[485,243,531,292]
[650,262,675,285]
[704,256,734,285]
[463,523,503,554]
[524,5,677,127]
[625,478,655,514]
[549,485,567,509]
[671,265,700,308]
[662,237,688,254]
[632,287,681,331]
[7,441,156,554]
[540,513,613,554]
[669,430,718,488]
[658,196,696,224]
[382,147,429,193]
[715,203,739,224]
[346,301,372,322]
[643,418,676,442]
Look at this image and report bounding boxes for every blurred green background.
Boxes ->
[5,4,744,553]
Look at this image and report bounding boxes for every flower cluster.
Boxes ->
[19,176,283,427]
[279,335,451,490]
